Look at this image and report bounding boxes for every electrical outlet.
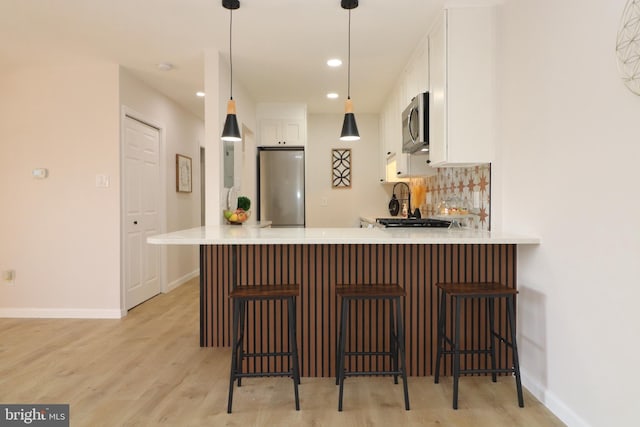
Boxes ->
[2,269,15,285]
[473,191,481,209]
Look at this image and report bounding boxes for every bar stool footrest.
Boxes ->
[440,349,493,355]
[235,371,296,379]
[344,370,403,377]
[459,368,515,375]
[241,351,294,358]
[344,351,395,357]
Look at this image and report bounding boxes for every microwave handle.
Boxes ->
[407,107,418,143]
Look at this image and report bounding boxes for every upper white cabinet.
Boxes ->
[378,88,408,182]
[259,118,305,146]
[428,7,496,166]
[378,36,434,182]
[400,36,429,107]
[257,103,307,147]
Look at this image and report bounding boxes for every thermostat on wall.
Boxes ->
[32,168,49,179]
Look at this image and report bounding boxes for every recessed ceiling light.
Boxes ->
[327,93,339,99]
[327,58,342,67]
[157,62,174,71]
[196,91,206,97]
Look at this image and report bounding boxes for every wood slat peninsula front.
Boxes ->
[148,226,539,378]
[200,242,517,378]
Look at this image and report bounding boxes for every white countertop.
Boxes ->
[232,219,272,228]
[148,225,540,245]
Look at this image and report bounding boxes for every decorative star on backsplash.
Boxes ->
[479,207,489,224]
[478,175,488,193]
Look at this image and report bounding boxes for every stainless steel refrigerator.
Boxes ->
[258,147,305,227]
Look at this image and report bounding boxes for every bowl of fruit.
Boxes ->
[223,208,250,225]
[223,196,251,225]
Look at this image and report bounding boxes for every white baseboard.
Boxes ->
[165,269,199,292]
[521,369,591,427]
[0,270,202,319]
[0,308,123,319]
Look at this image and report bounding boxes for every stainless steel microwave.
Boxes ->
[401,92,429,154]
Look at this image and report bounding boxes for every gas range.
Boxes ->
[376,218,452,228]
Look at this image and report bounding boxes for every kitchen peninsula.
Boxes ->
[148,226,539,377]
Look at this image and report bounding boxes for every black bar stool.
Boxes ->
[227,284,301,413]
[434,282,524,409]
[335,283,410,411]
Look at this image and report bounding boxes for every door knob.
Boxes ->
[133,221,138,225]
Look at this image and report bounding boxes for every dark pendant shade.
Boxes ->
[221,99,241,142]
[340,98,360,141]
[340,113,360,141]
[222,114,241,142]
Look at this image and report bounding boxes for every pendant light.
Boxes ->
[340,0,360,142]
[221,0,242,142]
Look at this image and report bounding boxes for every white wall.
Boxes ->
[0,62,203,318]
[0,62,122,317]
[119,69,204,290]
[306,114,390,227]
[495,1,640,426]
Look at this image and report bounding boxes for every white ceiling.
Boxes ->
[0,0,444,120]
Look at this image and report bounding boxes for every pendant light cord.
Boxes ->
[229,8,233,100]
[347,9,351,100]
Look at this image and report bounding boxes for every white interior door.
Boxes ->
[123,116,161,310]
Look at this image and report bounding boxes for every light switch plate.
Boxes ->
[95,174,110,188]
[32,168,48,179]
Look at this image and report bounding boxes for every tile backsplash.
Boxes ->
[411,164,491,230]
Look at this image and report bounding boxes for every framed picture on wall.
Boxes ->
[176,154,192,193]
[332,148,351,188]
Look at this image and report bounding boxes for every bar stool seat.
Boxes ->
[227,284,301,413]
[335,283,410,411]
[434,282,524,409]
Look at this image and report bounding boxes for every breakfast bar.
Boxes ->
[148,226,539,378]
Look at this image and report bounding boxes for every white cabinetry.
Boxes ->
[428,7,496,166]
[257,103,307,147]
[382,90,405,181]
[378,35,434,182]
[259,118,305,146]
[400,36,429,107]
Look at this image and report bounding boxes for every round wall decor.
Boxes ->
[616,0,640,95]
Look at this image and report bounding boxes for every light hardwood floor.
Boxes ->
[0,278,565,426]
